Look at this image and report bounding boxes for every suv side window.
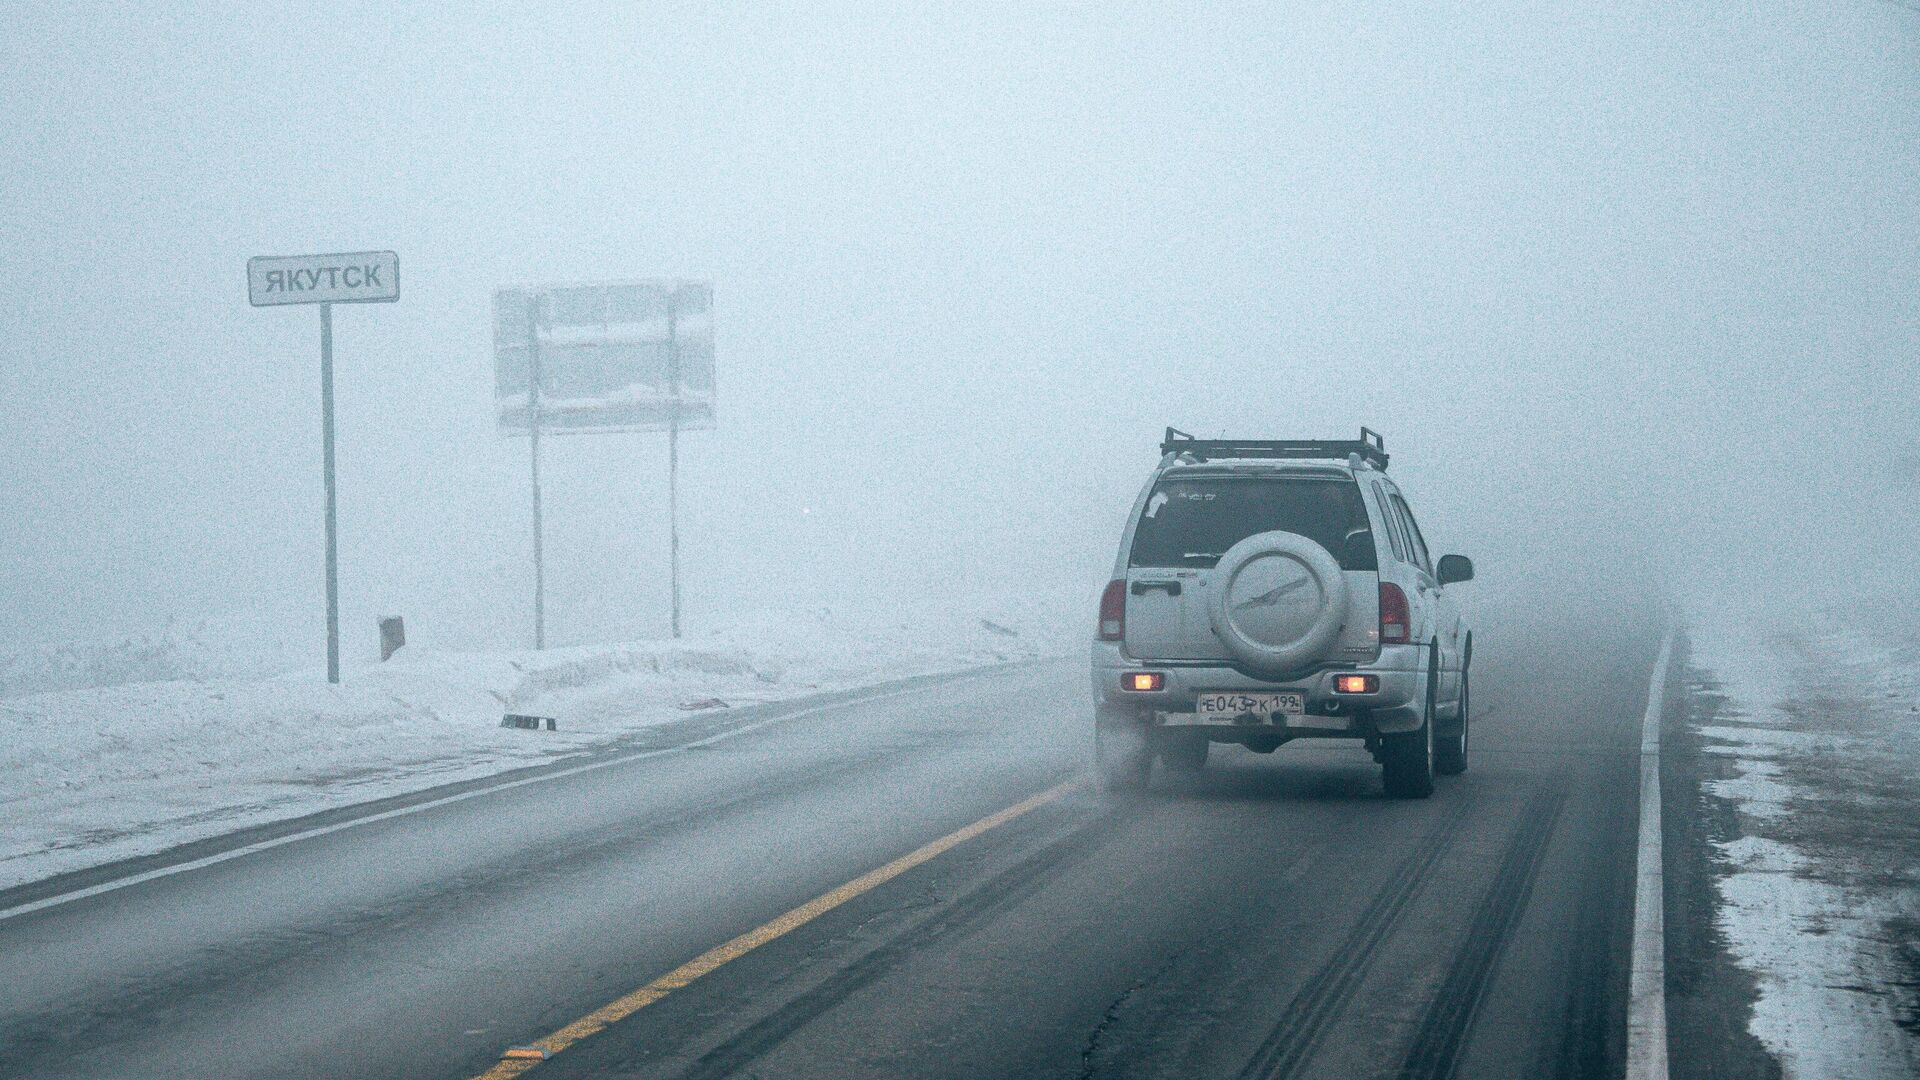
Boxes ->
[1392,495,1433,576]
[1371,482,1407,563]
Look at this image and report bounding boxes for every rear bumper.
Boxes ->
[1090,640,1426,735]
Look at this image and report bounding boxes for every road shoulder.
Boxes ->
[1668,609,1920,1079]
[0,659,1050,920]
[1662,631,1782,1080]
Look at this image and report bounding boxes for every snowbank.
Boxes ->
[0,608,309,698]
[0,601,1080,893]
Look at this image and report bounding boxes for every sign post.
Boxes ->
[249,250,399,683]
[320,301,338,683]
[494,280,714,645]
[526,297,546,650]
[665,290,681,638]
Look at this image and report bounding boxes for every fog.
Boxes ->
[3,2,1916,663]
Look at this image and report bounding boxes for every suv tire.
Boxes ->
[1382,653,1438,798]
[1208,530,1350,673]
[1435,669,1468,776]
[1095,720,1152,792]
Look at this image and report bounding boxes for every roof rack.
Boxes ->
[1160,426,1389,470]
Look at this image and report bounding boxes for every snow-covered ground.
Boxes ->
[0,600,1080,893]
[1685,597,1920,1078]
[0,607,312,698]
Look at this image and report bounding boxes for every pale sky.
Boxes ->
[3,2,1916,656]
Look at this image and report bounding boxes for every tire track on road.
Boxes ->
[1235,795,1473,1080]
[652,799,1124,1080]
[0,749,920,1075]
[1396,782,1572,1080]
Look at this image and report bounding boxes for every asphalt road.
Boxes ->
[0,610,1663,1080]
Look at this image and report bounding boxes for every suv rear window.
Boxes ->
[1129,476,1377,570]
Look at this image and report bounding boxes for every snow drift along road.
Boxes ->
[0,603,1076,892]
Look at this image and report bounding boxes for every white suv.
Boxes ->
[1090,429,1473,797]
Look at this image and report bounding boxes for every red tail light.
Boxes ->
[1098,580,1126,641]
[1378,582,1410,644]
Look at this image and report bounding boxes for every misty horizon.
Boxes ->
[4,2,1915,664]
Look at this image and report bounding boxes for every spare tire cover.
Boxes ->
[1207,531,1349,673]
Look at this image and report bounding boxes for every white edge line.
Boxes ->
[0,671,1003,924]
[1626,625,1676,1080]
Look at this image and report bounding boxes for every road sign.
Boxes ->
[248,251,399,307]
[248,250,400,682]
[492,279,715,646]
[493,281,715,435]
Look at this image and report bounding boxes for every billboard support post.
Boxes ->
[666,290,681,639]
[527,298,546,650]
[492,280,713,645]
[320,302,340,684]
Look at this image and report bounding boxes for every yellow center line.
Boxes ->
[475,777,1084,1078]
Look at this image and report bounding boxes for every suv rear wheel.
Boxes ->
[1157,731,1210,773]
[1435,669,1468,776]
[1095,715,1152,792]
[1382,652,1438,798]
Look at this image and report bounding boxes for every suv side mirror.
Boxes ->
[1437,554,1474,585]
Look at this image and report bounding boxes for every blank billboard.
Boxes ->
[495,280,715,434]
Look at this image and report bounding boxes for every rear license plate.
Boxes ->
[1195,691,1305,721]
